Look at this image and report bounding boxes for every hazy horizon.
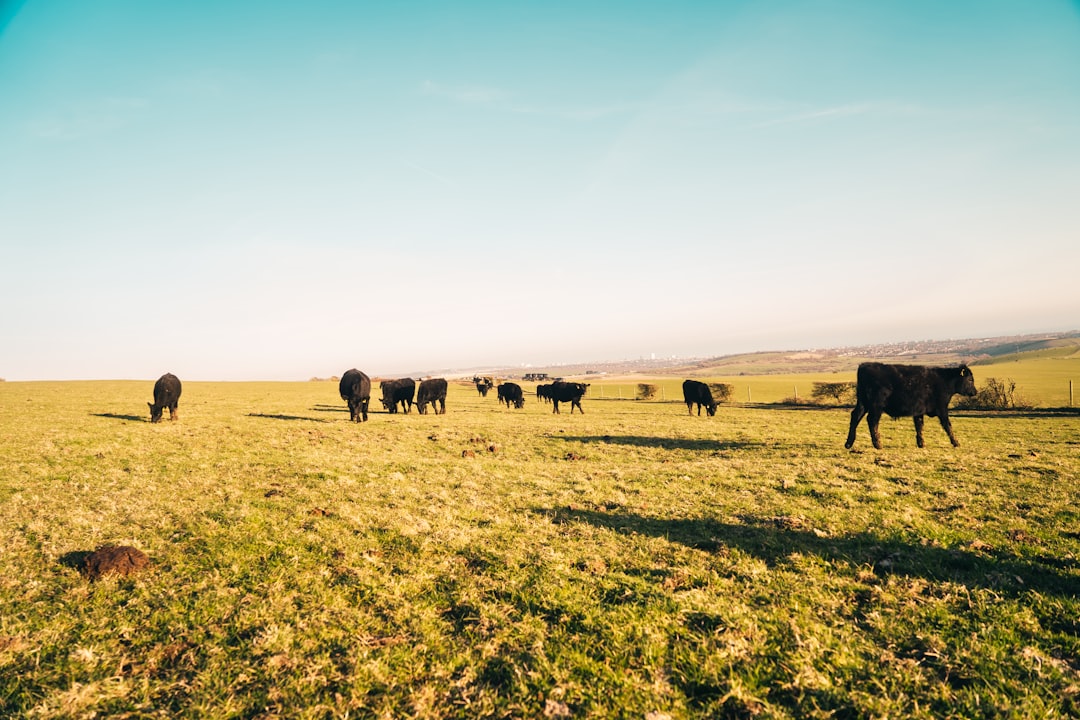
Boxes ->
[2,328,1074,383]
[3,2,1078,381]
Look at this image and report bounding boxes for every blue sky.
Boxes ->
[2,1,1078,380]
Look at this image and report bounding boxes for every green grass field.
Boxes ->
[2,372,1079,718]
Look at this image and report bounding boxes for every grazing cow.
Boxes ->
[845,362,977,449]
[682,379,717,416]
[380,377,416,414]
[536,383,552,404]
[339,369,372,422]
[473,376,494,397]
[148,373,182,423]
[497,382,525,409]
[548,381,589,414]
[416,378,448,415]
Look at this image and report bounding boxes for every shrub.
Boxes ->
[955,377,1029,410]
[708,383,734,403]
[636,383,658,401]
[811,381,857,405]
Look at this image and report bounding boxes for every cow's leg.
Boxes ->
[867,409,884,449]
[913,415,925,448]
[361,399,369,422]
[438,399,445,414]
[845,404,866,449]
[574,399,583,414]
[169,404,178,421]
[938,413,960,447]
[552,400,560,414]
[686,401,693,415]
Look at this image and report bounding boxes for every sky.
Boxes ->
[1,0,1079,380]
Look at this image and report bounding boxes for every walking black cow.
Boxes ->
[845,362,977,449]
[682,379,717,416]
[497,382,525,409]
[380,378,416,414]
[148,373,182,423]
[548,381,588,414]
[416,378,448,415]
[339,369,372,422]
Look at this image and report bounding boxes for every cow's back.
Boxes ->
[154,373,182,403]
[340,369,371,400]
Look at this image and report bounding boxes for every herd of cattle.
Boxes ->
[149,362,980,449]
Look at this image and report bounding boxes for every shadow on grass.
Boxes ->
[538,507,1080,598]
[247,413,330,423]
[91,413,147,422]
[59,551,91,572]
[550,435,763,451]
[312,404,347,413]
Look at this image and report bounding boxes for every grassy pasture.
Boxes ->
[2,378,1080,718]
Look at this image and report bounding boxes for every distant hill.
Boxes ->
[465,331,1080,379]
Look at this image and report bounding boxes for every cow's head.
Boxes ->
[706,404,717,417]
[957,365,977,396]
[148,402,163,423]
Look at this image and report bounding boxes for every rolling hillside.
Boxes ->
[473,331,1080,380]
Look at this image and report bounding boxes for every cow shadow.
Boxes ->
[310,404,407,417]
[247,413,329,423]
[91,413,147,422]
[551,435,762,452]
[537,507,1080,599]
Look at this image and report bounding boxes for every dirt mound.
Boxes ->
[79,545,150,581]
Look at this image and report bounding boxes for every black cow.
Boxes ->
[380,378,416,414]
[497,382,525,409]
[536,383,552,404]
[148,372,182,423]
[473,376,494,397]
[682,379,717,416]
[845,362,977,449]
[339,368,371,422]
[416,378,448,415]
[548,381,589,414]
